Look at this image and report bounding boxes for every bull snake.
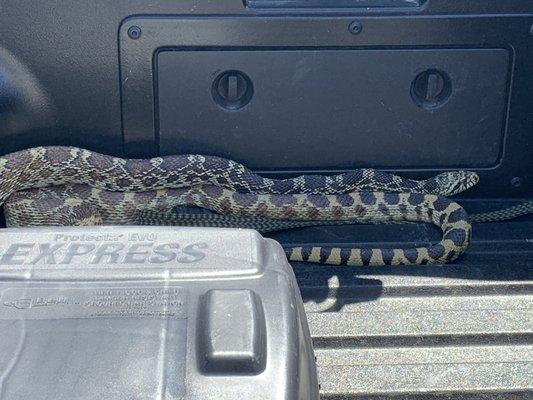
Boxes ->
[0,146,479,266]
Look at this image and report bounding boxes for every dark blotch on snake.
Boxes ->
[307,207,320,219]
[445,250,456,262]
[433,196,450,212]
[355,205,366,217]
[270,194,296,207]
[139,190,158,203]
[143,176,160,187]
[404,248,419,264]
[407,193,425,206]
[155,158,172,172]
[126,159,153,176]
[88,152,117,170]
[340,169,365,186]
[331,205,344,219]
[381,249,394,264]
[336,194,354,207]
[340,248,351,265]
[270,180,296,194]
[428,244,446,260]
[201,186,224,197]
[360,248,373,265]
[308,195,330,208]
[218,197,232,213]
[35,193,63,211]
[228,169,246,186]
[256,202,269,217]
[44,147,73,164]
[319,247,331,263]
[165,174,182,183]
[444,228,468,247]
[216,176,230,186]
[375,170,394,185]
[116,177,134,188]
[360,192,377,205]
[378,203,390,216]
[282,206,298,219]
[6,150,35,171]
[447,208,467,224]
[300,247,312,261]
[383,192,400,205]
[167,156,192,171]
[232,192,258,206]
[304,176,327,192]
[70,185,92,198]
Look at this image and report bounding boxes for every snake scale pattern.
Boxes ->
[136,200,533,231]
[0,146,479,266]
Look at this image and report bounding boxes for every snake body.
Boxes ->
[0,147,478,199]
[0,146,479,266]
[4,185,470,266]
[136,200,533,231]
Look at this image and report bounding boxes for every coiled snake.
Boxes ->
[0,146,479,266]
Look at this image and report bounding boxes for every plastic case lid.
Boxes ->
[0,226,318,400]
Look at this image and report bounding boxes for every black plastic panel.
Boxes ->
[157,48,509,170]
[119,15,532,198]
[0,1,530,200]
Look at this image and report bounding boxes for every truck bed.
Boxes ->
[276,212,533,398]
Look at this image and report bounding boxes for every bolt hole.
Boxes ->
[348,21,362,35]
[127,26,141,40]
[511,177,522,188]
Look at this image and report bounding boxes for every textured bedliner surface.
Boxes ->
[278,212,533,398]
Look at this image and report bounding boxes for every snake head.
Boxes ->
[434,171,479,196]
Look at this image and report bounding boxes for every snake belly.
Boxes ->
[4,185,471,266]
